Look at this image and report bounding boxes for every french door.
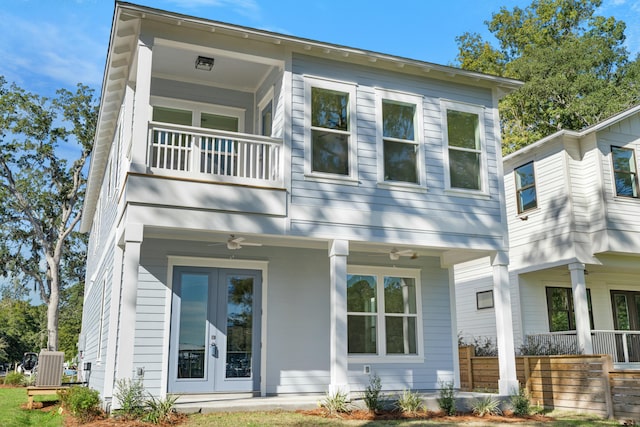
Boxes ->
[168,267,261,393]
[611,290,640,363]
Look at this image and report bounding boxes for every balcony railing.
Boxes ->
[147,122,283,187]
[525,330,640,366]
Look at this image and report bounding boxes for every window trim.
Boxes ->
[303,76,358,182]
[375,89,425,188]
[257,86,274,137]
[514,161,538,214]
[441,100,488,194]
[611,146,639,199]
[347,265,424,363]
[476,290,494,310]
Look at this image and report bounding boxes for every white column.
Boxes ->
[491,251,519,395]
[569,262,593,354]
[130,40,153,172]
[329,239,350,396]
[115,224,143,382]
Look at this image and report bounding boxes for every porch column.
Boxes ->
[130,39,152,172]
[329,239,350,396]
[491,251,519,395]
[115,224,143,382]
[569,262,593,354]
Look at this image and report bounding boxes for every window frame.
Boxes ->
[514,161,538,214]
[545,286,594,332]
[347,265,424,363]
[258,86,274,137]
[375,89,425,189]
[304,76,358,183]
[150,96,246,132]
[441,100,488,194]
[611,146,639,199]
[476,290,494,310]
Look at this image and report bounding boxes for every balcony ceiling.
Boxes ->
[152,44,274,92]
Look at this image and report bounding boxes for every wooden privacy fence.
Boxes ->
[459,346,640,420]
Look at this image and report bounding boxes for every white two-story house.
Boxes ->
[456,105,640,368]
[79,2,523,405]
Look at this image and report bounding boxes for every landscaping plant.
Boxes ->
[58,385,101,423]
[437,381,456,415]
[395,389,424,414]
[471,395,502,417]
[363,373,383,413]
[510,386,532,416]
[320,389,350,415]
[144,393,179,424]
[113,378,146,419]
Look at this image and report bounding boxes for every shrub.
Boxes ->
[437,381,456,415]
[58,386,101,423]
[519,336,581,356]
[3,372,25,386]
[471,395,502,417]
[144,394,179,424]
[395,389,424,414]
[113,378,146,419]
[363,373,382,412]
[320,390,350,415]
[510,387,532,416]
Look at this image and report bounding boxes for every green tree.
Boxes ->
[0,76,97,351]
[455,0,640,153]
[58,282,84,362]
[0,298,46,362]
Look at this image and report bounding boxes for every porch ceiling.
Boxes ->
[152,43,276,92]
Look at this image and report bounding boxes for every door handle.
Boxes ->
[210,335,218,358]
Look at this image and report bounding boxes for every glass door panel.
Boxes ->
[225,276,253,379]
[177,273,209,379]
[611,291,640,363]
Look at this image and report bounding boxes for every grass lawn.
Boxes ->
[0,387,624,426]
[0,387,63,427]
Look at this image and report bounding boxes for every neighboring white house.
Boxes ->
[78,2,524,406]
[456,105,640,368]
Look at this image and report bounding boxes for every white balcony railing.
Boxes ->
[147,122,283,186]
[525,330,640,366]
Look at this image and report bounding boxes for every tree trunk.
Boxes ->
[47,265,60,351]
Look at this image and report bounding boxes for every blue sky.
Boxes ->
[1,0,639,97]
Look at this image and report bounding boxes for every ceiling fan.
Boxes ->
[226,235,262,250]
[389,248,417,261]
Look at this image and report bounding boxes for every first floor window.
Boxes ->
[347,267,421,357]
[611,146,639,198]
[546,287,593,332]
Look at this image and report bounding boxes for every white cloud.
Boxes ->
[0,12,106,90]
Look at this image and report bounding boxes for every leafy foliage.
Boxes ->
[113,378,146,420]
[0,76,97,351]
[0,298,46,362]
[3,372,26,386]
[510,386,532,416]
[363,373,383,412]
[519,335,581,355]
[395,389,424,414]
[471,395,503,417]
[455,0,640,153]
[437,381,456,415]
[459,335,499,357]
[143,394,179,424]
[320,389,351,415]
[58,282,84,362]
[58,385,101,423]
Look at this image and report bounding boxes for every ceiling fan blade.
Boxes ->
[240,242,262,247]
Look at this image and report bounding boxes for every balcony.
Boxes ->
[525,330,640,368]
[147,122,283,188]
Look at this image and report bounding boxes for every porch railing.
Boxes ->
[525,330,640,365]
[147,122,283,186]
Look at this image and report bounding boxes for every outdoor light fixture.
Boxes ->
[195,55,214,71]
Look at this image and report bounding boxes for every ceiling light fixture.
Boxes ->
[195,56,214,71]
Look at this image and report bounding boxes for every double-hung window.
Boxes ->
[347,267,422,361]
[377,91,423,186]
[305,78,356,179]
[515,161,537,213]
[442,101,486,192]
[611,146,639,198]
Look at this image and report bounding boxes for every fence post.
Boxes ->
[467,345,474,391]
[523,356,531,396]
[602,354,614,419]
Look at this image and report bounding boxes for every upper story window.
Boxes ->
[515,161,537,213]
[151,97,245,132]
[611,146,638,198]
[546,287,593,332]
[377,90,423,186]
[347,266,422,362]
[305,77,357,180]
[442,101,486,192]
